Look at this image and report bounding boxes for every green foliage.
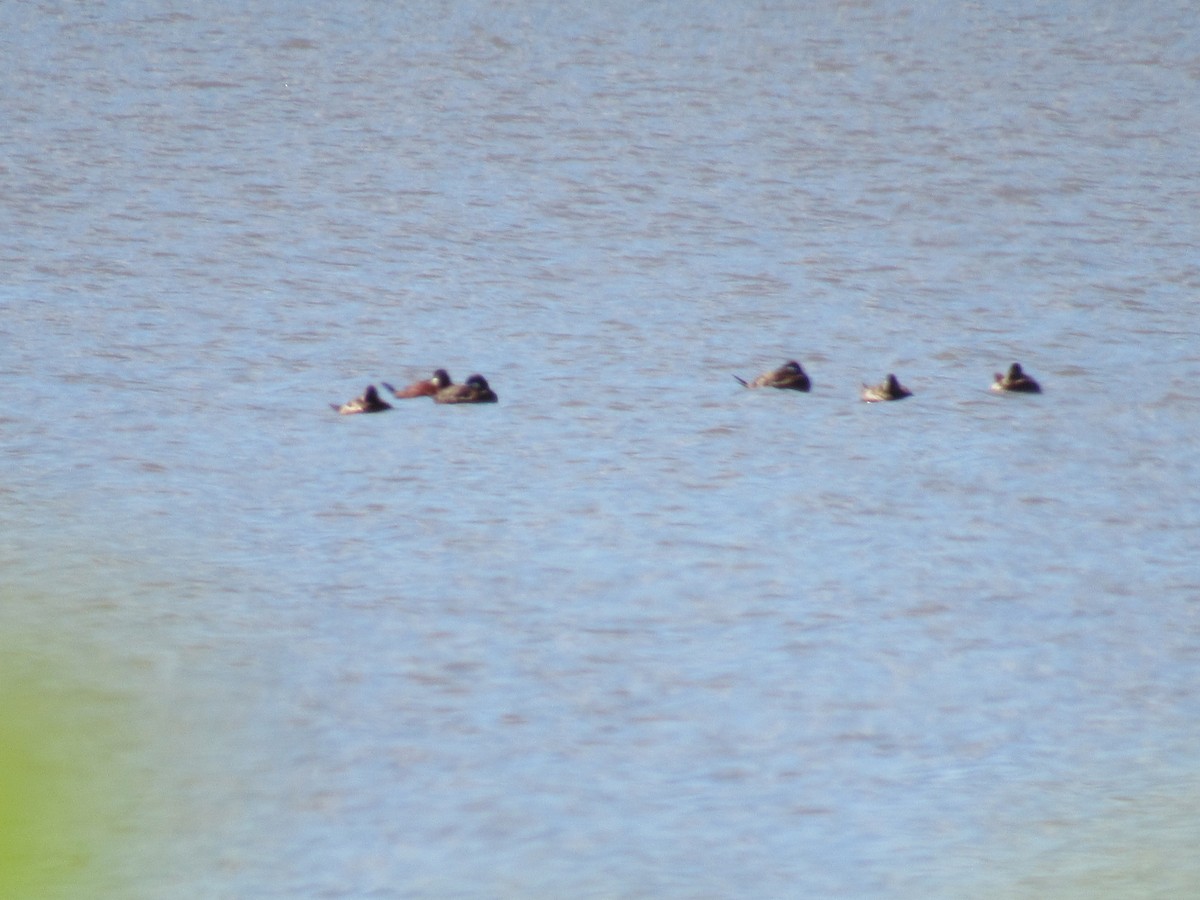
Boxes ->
[0,647,137,899]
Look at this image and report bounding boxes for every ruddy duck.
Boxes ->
[434,373,498,404]
[330,384,392,415]
[992,362,1041,394]
[861,373,912,402]
[382,369,452,399]
[734,360,811,392]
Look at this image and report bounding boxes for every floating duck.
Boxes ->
[861,373,912,402]
[382,369,453,399]
[434,374,498,404]
[991,362,1041,394]
[331,385,392,415]
[733,360,811,392]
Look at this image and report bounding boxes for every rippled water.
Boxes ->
[3,1,1200,897]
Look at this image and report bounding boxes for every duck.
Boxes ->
[382,369,453,399]
[991,362,1041,394]
[330,384,392,415]
[733,360,811,391]
[861,373,912,402]
[434,373,498,404]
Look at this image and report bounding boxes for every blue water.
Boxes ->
[3,1,1200,896]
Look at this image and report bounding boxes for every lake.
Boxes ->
[2,1,1199,896]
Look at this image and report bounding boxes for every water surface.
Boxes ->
[3,1,1200,896]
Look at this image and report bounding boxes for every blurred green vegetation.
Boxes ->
[994,783,1200,899]
[0,546,253,900]
[0,642,141,899]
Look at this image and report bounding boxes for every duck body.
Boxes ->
[734,360,811,391]
[992,362,1041,393]
[861,373,912,402]
[434,374,498,404]
[331,385,393,415]
[383,369,452,399]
